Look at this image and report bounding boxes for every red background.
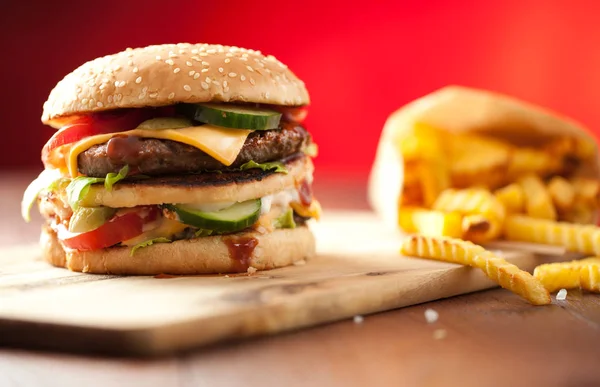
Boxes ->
[2,0,600,178]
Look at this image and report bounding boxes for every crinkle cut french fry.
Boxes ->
[504,215,600,256]
[401,235,551,305]
[571,178,600,206]
[398,207,463,238]
[580,263,600,292]
[547,176,575,212]
[494,183,525,214]
[518,174,557,220]
[433,188,506,223]
[534,258,600,292]
[462,214,501,243]
[446,134,510,189]
[507,148,560,179]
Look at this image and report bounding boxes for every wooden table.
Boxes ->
[1,171,599,387]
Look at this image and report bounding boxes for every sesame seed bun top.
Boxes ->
[42,43,310,127]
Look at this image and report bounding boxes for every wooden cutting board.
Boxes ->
[0,211,551,355]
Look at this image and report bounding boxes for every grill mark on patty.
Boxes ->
[109,153,305,188]
[78,123,310,177]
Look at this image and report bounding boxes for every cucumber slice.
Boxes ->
[180,103,281,130]
[69,207,117,233]
[165,199,261,233]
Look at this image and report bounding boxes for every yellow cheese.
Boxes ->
[121,218,188,247]
[67,125,252,177]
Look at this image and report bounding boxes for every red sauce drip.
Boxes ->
[298,179,313,206]
[224,236,259,271]
[154,273,177,279]
[106,135,144,166]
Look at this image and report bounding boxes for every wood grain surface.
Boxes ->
[1,171,600,386]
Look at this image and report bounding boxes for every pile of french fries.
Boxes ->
[399,123,600,304]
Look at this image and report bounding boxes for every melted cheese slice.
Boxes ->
[67,125,252,177]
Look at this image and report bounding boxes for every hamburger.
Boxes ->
[22,43,320,275]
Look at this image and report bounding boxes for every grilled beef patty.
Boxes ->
[78,123,310,177]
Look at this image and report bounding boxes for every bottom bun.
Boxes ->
[41,225,316,275]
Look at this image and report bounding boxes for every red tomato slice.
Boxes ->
[58,207,159,251]
[272,106,308,123]
[42,108,174,169]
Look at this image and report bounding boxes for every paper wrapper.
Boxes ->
[368,85,600,229]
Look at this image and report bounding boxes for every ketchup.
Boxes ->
[224,236,259,271]
[106,135,144,165]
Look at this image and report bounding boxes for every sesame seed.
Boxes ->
[156,55,162,60]
[201,68,208,73]
[218,67,224,73]
[223,80,228,88]
[127,60,133,66]
[149,92,158,98]
[81,98,88,104]
[183,84,191,91]
[99,84,106,90]
[113,81,119,87]
[186,61,193,66]
[250,78,256,85]
[224,87,230,93]
[97,101,104,107]
[202,61,209,66]
[239,57,248,62]
[224,58,231,64]
[165,59,174,66]
[133,67,139,73]
[135,77,142,84]
[265,92,270,98]
[201,82,209,90]
[246,65,254,72]
[193,73,200,79]
[228,72,237,77]
[199,52,208,57]
[207,49,216,54]
[240,75,246,81]
[212,80,220,86]
[188,70,195,76]
[226,53,233,57]
[173,68,181,74]
[117,93,122,101]
[191,49,198,54]
[168,92,175,99]
[142,87,148,93]
[89,99,95,106]
[169,52,177,58]
[205,77,211,83]
[107,95,113,103]
[138,94,145,100]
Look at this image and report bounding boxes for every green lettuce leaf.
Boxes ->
[273,209,296,229]
[65,165,129,210]
[65,177,104,210]
[240,160,288,174]
[130,237,172,256]
[21,169,63,222]
[105,165,129,191]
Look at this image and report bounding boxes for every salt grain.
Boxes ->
[247,266,257,275]
[424,308,439,323]
[556,288,568,301]
[353,315,364,324]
